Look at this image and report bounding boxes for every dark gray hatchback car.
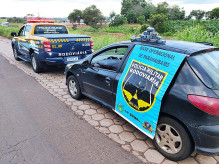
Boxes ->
[65,38,219,161]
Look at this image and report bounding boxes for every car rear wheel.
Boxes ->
[153,116,194,161]
[67,75,83,100]
[13,46,21,61]
[31,53,43,73]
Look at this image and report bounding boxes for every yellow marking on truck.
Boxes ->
[50,39,69,43]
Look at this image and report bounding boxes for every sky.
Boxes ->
[0,0,219,18]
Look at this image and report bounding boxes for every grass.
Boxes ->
[0,26,19,38]
[69,29,132,51]
[174,24,219,47]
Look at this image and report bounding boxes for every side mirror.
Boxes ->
[11,32,17,37]
[82,60,90,68]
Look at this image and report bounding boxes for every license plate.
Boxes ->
[67,57,78,62]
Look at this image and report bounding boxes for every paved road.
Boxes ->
[0,54,142,164]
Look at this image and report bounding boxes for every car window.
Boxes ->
[18,26,25,36]
[188,50,219,90]
[24,25,31,36]
[34,25,68,34]
[91,47,128,71]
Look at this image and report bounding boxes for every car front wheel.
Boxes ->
[153,116,194,161]
[13,46,21,61]
[67,75,83,100]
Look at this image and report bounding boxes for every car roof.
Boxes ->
[112,40,218,56]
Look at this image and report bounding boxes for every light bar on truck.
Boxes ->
[27,18,54,23]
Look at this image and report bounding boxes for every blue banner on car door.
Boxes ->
[115,45,186,138]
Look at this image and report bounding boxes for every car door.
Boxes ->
[17,26,26,56]
[81,46,129,107]
[17,25,31,58]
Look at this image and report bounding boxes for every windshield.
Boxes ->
[34,25,68,34]
[188,50,219,90]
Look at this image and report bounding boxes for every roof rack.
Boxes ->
[131,27,166,44]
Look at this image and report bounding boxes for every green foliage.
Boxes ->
[143,2,156,20]
[164,20,219,34]
[126,10,137,23]
[140,24,149,33]
[121,0,185,21]
[209,7,219,19]
[189,10,205,20]
[0,27,19,38]
[83,5,105,29]
[68,24,141,36]
[167,5,185,20]
[68,9,83,26]
[109,14,127,27]
[148,14,168,33]
[7,17,24,23]
[137,15,145,25]
[161,32,174,36]
[174,24,219,47]
[156,2,169,15]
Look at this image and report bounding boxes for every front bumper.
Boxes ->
[189,125,219,155]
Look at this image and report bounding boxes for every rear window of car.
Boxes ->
[34,25,68,34]
[188,50,219,90]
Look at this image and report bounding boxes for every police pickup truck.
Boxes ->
[11,22,93,73]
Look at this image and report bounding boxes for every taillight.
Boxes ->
[188,95,219,116]
[42,41,51,52]
[91,39,94,52]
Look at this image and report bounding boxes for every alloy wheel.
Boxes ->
[155,123,182,154]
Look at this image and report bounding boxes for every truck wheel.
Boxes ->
[153,116,194,161]
[31,53,43,73]
[67,75,83,100]
[13,46,21,61]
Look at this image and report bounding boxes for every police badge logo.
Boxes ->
[122,60,167,112]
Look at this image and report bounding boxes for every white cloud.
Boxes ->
[0,0,218,18]
[0,0,121,17]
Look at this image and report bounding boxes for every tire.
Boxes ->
[67,75,83,100]
[13,46,21,61]
[31,53,43,73]
[153,116,194,161]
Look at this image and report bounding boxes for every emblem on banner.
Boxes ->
[122,60,167,112]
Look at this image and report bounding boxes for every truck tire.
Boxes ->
[31,53,43,73]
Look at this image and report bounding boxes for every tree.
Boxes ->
[167,5,185,20]
[126,10,137,23]
[143,2,156,20]
[121,0,132,16]
[189,10,205,20]
[68,9,83,26]
[148,14,168,33]
[109,14,127,26]
[156,2,169,15]
[137,15,145,25]
[209,7,219,19]
[121,0,146,18]
[109,11,116,19]
[83,5,105,28]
